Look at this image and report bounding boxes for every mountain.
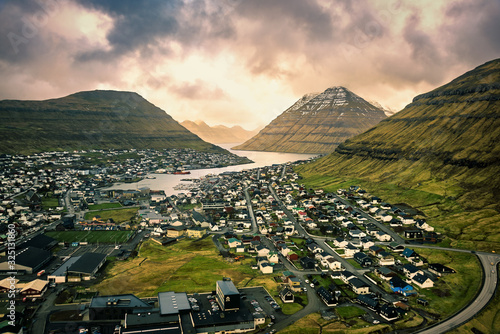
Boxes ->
[0,90,224,154]
[180,120,259,144]
[233,86,387,154]
[296,58,500,252]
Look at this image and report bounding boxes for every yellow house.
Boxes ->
[186,226,207,238]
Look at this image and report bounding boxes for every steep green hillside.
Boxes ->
[233,87,387,154]
[296,59,500,252]
[0,90,224,154]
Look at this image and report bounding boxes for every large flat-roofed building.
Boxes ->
[216,279,240,311]
[89,294,154,320]
[48,256,81,283]
[159,291,192,315]
[191,303,255,334]
[0,246,52,274]
[67,252,106,281]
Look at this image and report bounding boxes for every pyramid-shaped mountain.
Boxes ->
[233,86,387,154]
[297,58,500,251]
[0,90,223,154]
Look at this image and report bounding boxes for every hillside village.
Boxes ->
[0,150,465,333]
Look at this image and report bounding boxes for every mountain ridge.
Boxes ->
[233,86,387,154]
[0,90,224,154]
[180,120,259,144]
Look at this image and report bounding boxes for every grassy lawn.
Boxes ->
[281,302,304,315]
[45,230,132,244]
[88,202,122,210]
[93,238,275,297]
[42,195,60,209]
[84,207,139,222]
[408,249,482,318]
[347,259,362,269]
[336,305,366,319]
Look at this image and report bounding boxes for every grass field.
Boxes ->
[410,249,482,318]
[84,207,139,223]
[45,230,133,244]
[88,203,122,210]
[336,306,366,319]
[93,238,274,297]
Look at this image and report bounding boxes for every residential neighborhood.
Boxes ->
[0,152,475,334]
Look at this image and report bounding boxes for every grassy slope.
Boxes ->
[0,90,224,154]
[45,230,132,243]
[94,238,275,297]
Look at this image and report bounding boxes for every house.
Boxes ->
[340,270,356,284]
[412,273,434,288]
[388,242,405,252]
[344,243,358,258]
[287,251,299,262]
[349,277,370,295]
[402,263,423,279]
[186,226,206,238]
[415,219,434,232]
[256,246,270,257]
[19,279,48,298]
[378,251,395,266]
[354,252,373,267]
[349,230,366,238]
[376,267,397,280]
[300,257,316,270]
[267,252,279,263]
[317,286,337,306]
[379,304,399,321]
[375,231,392,242]
[369,245,383,256]
[428,263,456,276]
[389,277,415,296]
[279,287,294,303]
[288,277,302,292]
[259,261,273,274]
[357,294,378,310]
[333,237,348,248]
[325,257,342,271]
[402,248,418,259]
[404,230,423,239]
[307,243,323,254]
[228,238,242,248]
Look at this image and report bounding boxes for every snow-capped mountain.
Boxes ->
[233,86,387,154]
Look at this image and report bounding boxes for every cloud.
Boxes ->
[0,0,498,130]
[170,80,227,100]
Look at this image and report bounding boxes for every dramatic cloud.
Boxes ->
[0,0,498,129]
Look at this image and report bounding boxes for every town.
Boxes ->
[0,152,487,334]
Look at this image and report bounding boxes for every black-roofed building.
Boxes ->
[279,287,294,303]
[349,277,370,295]
[379,304,399,321]
[354,252,372,267]
[357,294,378,310]
[300,257,316,270]
[316,287,337,306]
[216,279,240,311]
[123,312,182,334]
[18,234,58,251]
[0,246,52,274]
[191,303,255,334]
[428,263,456,276]
[89,294,154,320]
[67,252,106,281]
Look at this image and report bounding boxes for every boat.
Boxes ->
[173,171,191,175]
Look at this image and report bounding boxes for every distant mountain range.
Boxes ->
[297,58,500,252]
[180,120,259,144]
[233,86,387,154]
[0,90,224,154]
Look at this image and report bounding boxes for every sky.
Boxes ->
[0,0,499,130]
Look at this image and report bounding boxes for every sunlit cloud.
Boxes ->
[0,0,498,129]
